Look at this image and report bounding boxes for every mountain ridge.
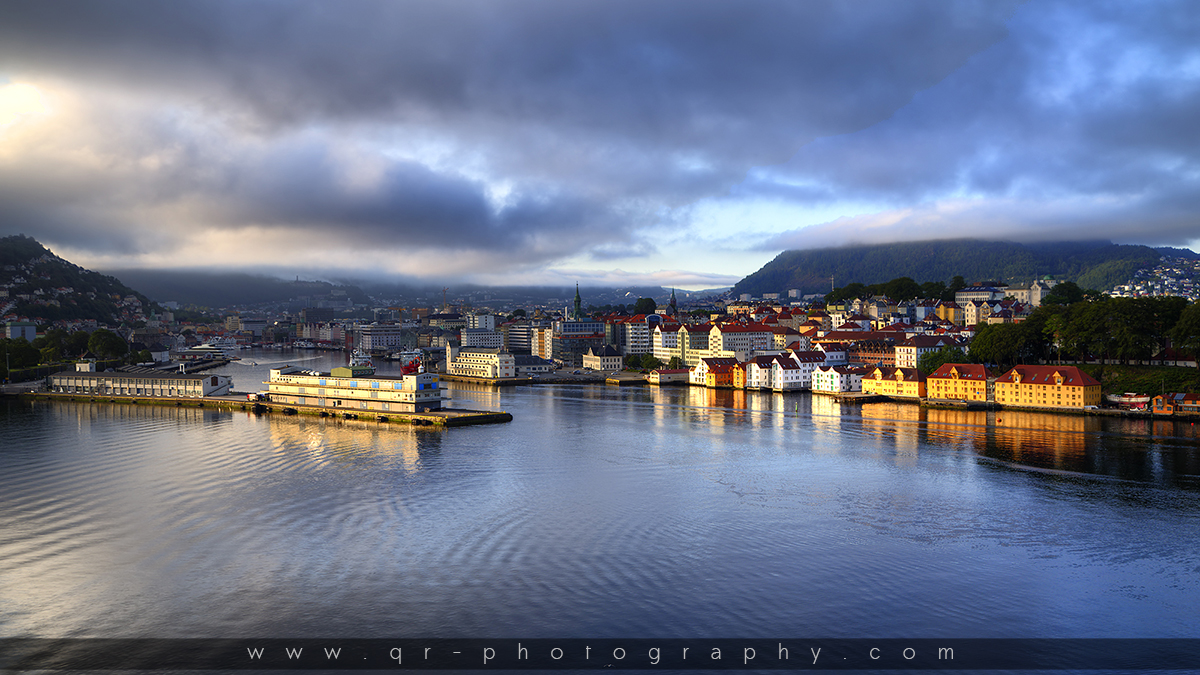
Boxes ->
[732,239,1168,297]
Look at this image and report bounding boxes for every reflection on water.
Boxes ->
[4,365,1200,645]
[266,414,432,476]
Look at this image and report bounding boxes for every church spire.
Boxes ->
[573,283,582,320]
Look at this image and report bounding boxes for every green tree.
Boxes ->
[39,345,62,365]
[1042,281,1085,306]
[826,282,868,304]
[917,345,969,376]
[667,356,683,369]
[640,354,663,371]
[3,338,41,370]
[881,277,923,301]
[87,329,128,359]
[970,323,1029,368]
[66,331,91,357]
[633,298,658,315]
[1171,302,1200,371]
[920,281,946,300]
[624,354,642,369]
[1043,311,1069,363]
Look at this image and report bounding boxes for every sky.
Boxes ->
[1,0,1198,290]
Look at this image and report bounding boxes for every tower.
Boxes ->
[573,283,582,320]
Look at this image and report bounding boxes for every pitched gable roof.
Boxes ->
[995,365,1099,386]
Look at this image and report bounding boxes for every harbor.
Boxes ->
[20,348,513,428]
[14,390,512,427]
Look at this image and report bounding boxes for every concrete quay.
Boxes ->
[12,391,512,427]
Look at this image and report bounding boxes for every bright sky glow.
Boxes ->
[0,82,46,125]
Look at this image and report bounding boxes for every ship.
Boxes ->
[349,349,376,374]
[388,349,424,375]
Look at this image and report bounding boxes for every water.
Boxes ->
[2,349,1199,653]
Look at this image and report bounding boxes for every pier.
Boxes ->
[13,391,512,427]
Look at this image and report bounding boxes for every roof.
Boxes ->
[898,335,949,348]
[869,366,925,382]
[51,368,223,382]
[585,345,622,358]
[928,363,992,380]
[816,365,869,375]
[714,323,773,333]
[995,365,1100,386]
[789,350,826,363]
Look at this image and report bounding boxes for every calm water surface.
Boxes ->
[2,349,1199,645]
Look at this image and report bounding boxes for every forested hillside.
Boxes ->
[0,235,157,323]
[733,239,1161,296]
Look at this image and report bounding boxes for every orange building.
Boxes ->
[927,363,992,402]
[1152,393,1200,415]
[861,366,926,399]
[994,365,1100,409]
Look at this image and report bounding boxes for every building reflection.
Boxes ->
[859,402,921,463]
[266,414,430,474]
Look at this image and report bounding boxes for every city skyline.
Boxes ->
[1,0,1199,290]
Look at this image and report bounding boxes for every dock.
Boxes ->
[14,391,512,427]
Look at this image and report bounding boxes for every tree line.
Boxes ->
[1,328,136,382]
[969,293,1199,371]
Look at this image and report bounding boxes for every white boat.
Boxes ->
[1105,393,1150,409]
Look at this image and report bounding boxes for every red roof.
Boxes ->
[928,363,992,380]
[995,365,1099,386]
[789,350,826,363]
[869,366,925,382]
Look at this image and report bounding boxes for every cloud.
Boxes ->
[740,0,1200,250]
[0,0,1025,285]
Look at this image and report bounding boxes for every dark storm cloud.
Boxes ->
[0,0,1025,269]
[749,0,1200,248]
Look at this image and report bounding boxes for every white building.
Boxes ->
[745,354,804,391]
[358,324,408,352]
[894,335,954,369]
[446,345,516,379]
[265,365,441,412]
[582,345,623,371]
[460,328,504,349]
[812,365,866,393]
[48,368,233,398]
[467,313,498,331]
[708,324,773,360]
[787,350,828,388]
